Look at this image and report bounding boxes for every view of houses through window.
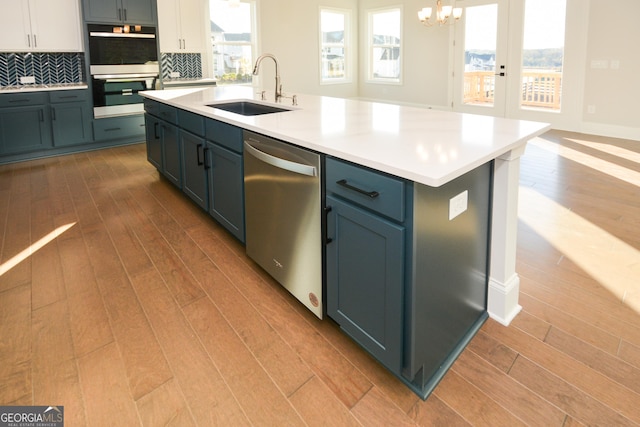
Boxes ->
[210,0,255,85]
[320,9,349,83]
[368,8,401,83]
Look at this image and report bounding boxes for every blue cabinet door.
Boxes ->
[326,195,405,373]
[160,121,181,188]
[0,105,52,154]
[144,113,162,169]
[207,142,245,242]
[51,102,92,146]
[181,130,208,210]
[83,0,155,24]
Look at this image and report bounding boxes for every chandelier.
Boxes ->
[418,0,462,26]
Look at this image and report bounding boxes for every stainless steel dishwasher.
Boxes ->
[243,130,323,318]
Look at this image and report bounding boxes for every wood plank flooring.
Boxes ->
[0,129,639,426]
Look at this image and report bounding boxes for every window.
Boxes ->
[320,8,350,84]
[368,7,402,83]
[209,1,256,85]
[520,0,566,111]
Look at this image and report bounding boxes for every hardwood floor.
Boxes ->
[0,129,639,426]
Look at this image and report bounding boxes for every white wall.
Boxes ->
[257,0,358,99]
[581,0,640,140]
[356,0,452,108]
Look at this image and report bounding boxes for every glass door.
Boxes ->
[453,0,509,117]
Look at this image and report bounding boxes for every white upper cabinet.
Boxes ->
[157,0,206,53]
[0,0,83,52]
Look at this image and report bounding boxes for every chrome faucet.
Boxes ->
[252,54,282,102]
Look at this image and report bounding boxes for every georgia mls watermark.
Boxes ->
[0,406,64,427]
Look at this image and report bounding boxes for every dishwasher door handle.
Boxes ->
[244,141,317,177]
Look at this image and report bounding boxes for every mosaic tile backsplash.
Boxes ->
[0,52,85,88]
[161,53,202,80]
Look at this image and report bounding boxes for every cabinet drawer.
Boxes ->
[326,157,406,222]
[0,92,48,107]
[178,109,205,137]
[205,118,243,153]
[49,89,90,103]
[144,99,178,124]
[93,115,145,140]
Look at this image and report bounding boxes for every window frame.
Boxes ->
[367,6,403,85]
[209,0,258,86]
[319,7,352,85]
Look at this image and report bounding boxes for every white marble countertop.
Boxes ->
[142,86,550,187]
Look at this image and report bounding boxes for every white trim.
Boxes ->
[488,274,522,326]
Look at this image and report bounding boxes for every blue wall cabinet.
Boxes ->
[83,0,156,24]
[0,93,52,154]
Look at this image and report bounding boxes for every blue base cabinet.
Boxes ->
[144,100,181,188]
[326,194,405,373]
[326,156,492,400]
[181,130,208,209]
[0,90,144,164]
[0,93,51,155]
[50,90,92,147]
[207,142,244,242]
[325,157,410,375]
[205,118,245,242]
[144,113,162,169]
[143,99,245,242]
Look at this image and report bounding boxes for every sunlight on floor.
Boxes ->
[566,137,640,164]
[533,137,640,187]
[519,186,640,315]
[0,222,76,276]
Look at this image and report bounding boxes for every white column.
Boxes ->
[488,144,526,326]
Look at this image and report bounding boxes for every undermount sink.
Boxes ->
[207,100,292,116]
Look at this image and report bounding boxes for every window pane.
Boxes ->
[521,0,566,110]
[463,4,497,106]
[210,1,254,85]
[370,9,401,81]
[321,10,347,82]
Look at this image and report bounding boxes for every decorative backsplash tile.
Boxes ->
[0,53,85,88]
[161,53,202,80]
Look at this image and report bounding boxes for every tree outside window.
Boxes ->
[210,1,255,85]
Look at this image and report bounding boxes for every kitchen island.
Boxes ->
[141,86,549,398]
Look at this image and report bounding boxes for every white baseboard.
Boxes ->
[488,274,522,326]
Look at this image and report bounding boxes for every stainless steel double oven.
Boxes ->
[88,24,159,118]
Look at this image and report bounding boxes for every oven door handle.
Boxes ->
[92,73,158,81]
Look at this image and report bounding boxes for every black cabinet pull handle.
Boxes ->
[51,108,56,121]
[336,179,379,198]
[9,99,30,103]
[324,206,333,244]
[153,122,159,139]
[203,148,210,170]
[196,143,204,166]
